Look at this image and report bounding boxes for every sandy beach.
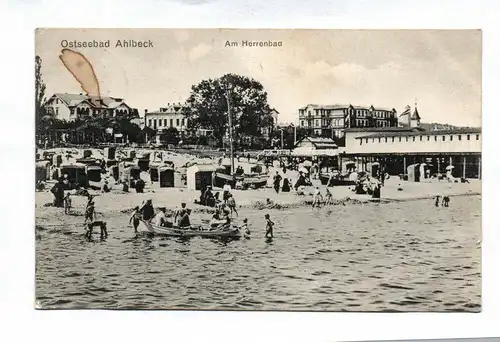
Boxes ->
[35,147,481,226]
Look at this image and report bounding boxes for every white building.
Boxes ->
[344,128,481,179]
[298,104,398,138]
[44,93,135,121]
[145,102,188,134]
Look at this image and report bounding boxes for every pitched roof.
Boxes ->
[296,136,338,149]
[53,93,129,109]
[356,127,481,139]
[299,104,351,110]
[299,104,396,112]
[411,107,421,120]
[147,103,185,115]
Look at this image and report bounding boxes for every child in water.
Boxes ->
[63,192,72,214]
[84,202,95,223]
[240,218,250,239]
[265,214,274,238]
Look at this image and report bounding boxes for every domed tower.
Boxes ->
[410,102,421,128]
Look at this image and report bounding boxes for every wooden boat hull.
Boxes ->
[140,220,241,240]
[319,173,356,187]
[214,172,268,189]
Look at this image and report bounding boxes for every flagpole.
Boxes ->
[226,84,235,175]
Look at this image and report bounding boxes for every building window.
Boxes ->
[359,140,362,145]
[458,135,462,141]
[55,107,59,115]
[392,137,395,142]
[467,134,470,140]
[412,136,416,142]
[182,119,185,126]
[365,138,368,143]
[476,134,479,140]
[158,120,162,127]
[399,137,402,142]
[164,119,167,126]
[300,120,304,127]
[385,137,388,143]
[405,137,408,142]
[450,135,453,141]
[434,136,437,141]
[153,119,157,129]
[372,138,375,143]
[170,119,173,127]
[148,119,152,127]
[442,136,445,141]
[419,136,422,141]
[378,138,381,143]
[427,136,430,141]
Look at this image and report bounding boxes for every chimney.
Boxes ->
[145,109,148,115]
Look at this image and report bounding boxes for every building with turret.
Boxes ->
[399,103,421,128]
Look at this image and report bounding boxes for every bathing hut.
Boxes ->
[86,165,102,183]
[149,163,161,182]
[106,159,118,168]
[109,164,119,181]
[159,165,175,188]
[407,164,421,182]
[120,162,141,188]
[52,154,62,167]
[59,163,87,189]
[186,164,221,190]
[127,150,136,160]
[103,147,116,160]
[136,153,151,172]
[35,161,51,182]
[83,149,92,159]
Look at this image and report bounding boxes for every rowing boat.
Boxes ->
[140,219,242,240]
[214,172,268,189]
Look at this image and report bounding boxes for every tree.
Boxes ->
[159,127,180,145]
[35,55,47,143]
[182,74,273,144]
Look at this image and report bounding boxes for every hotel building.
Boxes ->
[144,102,189,136]
[298,104,398,138]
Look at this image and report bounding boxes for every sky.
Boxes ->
[36,29,482,127]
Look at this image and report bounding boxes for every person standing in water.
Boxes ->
[265,214,274,238]
[140,199,155,222]
[312,186,323,208]
[84,201,95,223]
[129,206,141,233]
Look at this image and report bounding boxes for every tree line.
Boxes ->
[36,56,314,148]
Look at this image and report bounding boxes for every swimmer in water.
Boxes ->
[264,214,274,238]
[435,195,440,207]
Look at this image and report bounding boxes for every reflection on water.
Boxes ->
[36,196,481,311]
